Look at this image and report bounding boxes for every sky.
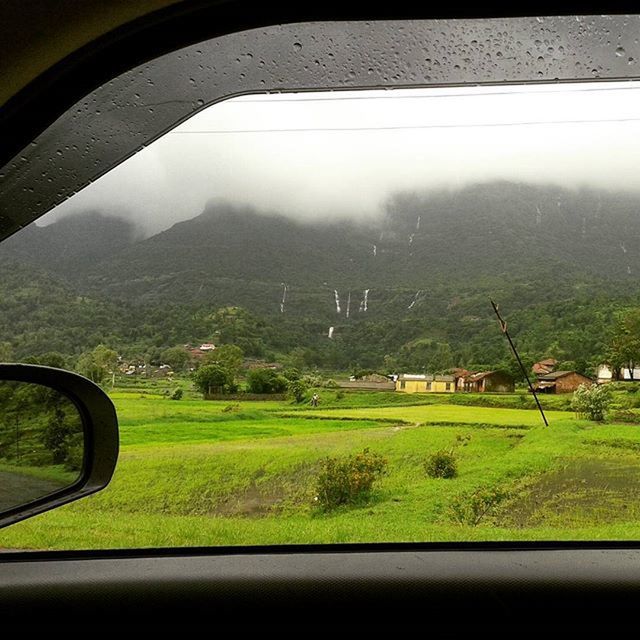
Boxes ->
[41,80,640,236]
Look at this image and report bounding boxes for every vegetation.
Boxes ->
[246,368,288,394]
[7,182,640,549]
[4,389,640,550]
[0,380,82,481]
[424,449,458,479]
[193,364,236,396]
[5,183,640,378]
[571,383,613,421]
[314,448,388,510]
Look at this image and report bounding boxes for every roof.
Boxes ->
[467,371,495,381]
[399,374,455,382]
[536,371,590,381]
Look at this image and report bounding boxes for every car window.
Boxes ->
[4,16,640,551]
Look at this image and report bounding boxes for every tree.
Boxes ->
[287,378,308,404]
[41,405,78,465]
[193,364,233,396]
[24,352,68,369]
[246,368,288,394]
[202,344,244,377]
[607,309,640,380]
[161,346,191,372]
[76,344,118,384]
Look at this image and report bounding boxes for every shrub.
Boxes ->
[193,364,234,396]
[315,448,388,510]
[571,383,613,421]
[323,378,339,388]
[287,378,308,404]
[424,449,458,479]
[247,368,288,394]
[170,387,183,400]
[302,373,323,387]
[449,487,508,526]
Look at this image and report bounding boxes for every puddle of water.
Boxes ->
[494,458,640,528]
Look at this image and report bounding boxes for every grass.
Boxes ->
[4,389,640,550]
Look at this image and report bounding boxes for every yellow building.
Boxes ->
[395,374,456,393]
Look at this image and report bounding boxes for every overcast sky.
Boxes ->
[41,80,640,236]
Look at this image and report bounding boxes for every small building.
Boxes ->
[461,371,515,393]
[532,358,558,376]
[396,374,455,394]
[596,364,640,383]
[338,380,396,391]
[534,371,592,394]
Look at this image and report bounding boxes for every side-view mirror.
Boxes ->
[0,364,118,529]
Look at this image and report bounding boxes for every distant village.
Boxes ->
[364,359,638,395]
[116,342,634,396]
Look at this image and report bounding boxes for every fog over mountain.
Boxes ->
[38,82,640,236]
[4,179,640,368]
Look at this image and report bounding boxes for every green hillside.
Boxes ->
[2,181,640,371]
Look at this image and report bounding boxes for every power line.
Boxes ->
[170,115,640,135]
[233,83,640,104]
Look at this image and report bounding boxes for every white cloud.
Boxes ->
[41,81,640,235]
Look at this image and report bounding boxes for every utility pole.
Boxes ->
[490,299,549,427]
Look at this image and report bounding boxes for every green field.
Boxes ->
[4,390,640,550]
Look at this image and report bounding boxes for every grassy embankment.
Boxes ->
[3,388,640,550]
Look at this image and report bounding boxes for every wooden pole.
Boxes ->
[490,299,549,427]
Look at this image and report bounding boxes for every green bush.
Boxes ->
[246,368,288,394]
[193,364,234,396]
[287,378,308,404]
[323,378,339,388]
[315,448,387,510]
[571,383,613,421]
[170,388,183,400]
[449,487,508,526]
[424,449,458,479]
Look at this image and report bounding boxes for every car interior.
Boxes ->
[3,0,640,627]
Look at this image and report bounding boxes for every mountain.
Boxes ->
[3,181,640,368]
[0,211,138,281]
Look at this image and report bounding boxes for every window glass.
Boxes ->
[4,81,640,548]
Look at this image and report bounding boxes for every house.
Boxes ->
[340,373,395,391]
[396,374,455,393]
[452,368,472,391]
[338,380,396,391]
[596,364,640,383]
[461,371,515,393]
[534,371,593,393]
[532,358,558,376]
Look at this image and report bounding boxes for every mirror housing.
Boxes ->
[0,364,118,529]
